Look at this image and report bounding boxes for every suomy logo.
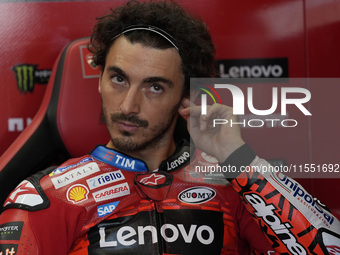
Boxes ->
[178,187,216,204]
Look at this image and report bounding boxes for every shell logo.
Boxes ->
[67,184,89,204]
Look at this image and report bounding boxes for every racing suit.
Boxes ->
[0,140,339,254]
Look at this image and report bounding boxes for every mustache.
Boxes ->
[110,113,149,128]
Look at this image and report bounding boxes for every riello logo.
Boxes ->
[200,84,311,128]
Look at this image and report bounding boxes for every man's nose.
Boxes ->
[119,87,140,115]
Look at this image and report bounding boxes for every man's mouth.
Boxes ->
[117,121,141,132]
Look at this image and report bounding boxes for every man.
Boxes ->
[0,1,339,254]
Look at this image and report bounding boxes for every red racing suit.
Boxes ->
[0,142,339,254]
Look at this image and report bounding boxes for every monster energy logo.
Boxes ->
[12,64,51,93]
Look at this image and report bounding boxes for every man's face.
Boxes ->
[99,36,185,153]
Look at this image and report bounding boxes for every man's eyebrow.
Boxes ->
[106,65,174,88]
[143,77,174,88]
[106,66,128,79]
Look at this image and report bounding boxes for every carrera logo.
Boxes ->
[93,183,130,202]
[178,187,216,204]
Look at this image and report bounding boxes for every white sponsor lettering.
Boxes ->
[93,183,130,202]
[245,193,307,255]
[115,155,135,170]
[8,117,32,132]
[167,151,190,171]
[219,64,283,78]
[97,201,120,217]
[99,223,214,247]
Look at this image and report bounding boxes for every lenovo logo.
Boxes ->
[99,223,214,247]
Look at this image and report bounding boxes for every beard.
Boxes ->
[103,101,181,153]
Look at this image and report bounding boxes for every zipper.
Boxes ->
[154,200,164,255]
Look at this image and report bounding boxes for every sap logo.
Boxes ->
[178,187,216,204]
[245,193,307,255]
[97,201,120,218]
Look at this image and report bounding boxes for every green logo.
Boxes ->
[12,64,51,93]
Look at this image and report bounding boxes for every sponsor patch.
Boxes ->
[215,58,289,79]
[270,172,335,227]
[0,222,23,241]
[92,183,130,202]
[67,184,89,204]
[91,146,147,172]
[97,201,120,218]
[51,162,100,189]
[87,170,125,190]
[0,244,18,255]
[88,210,224,254]
[159,144,191,172]
[49,157,94,176]
[178,187,216,204]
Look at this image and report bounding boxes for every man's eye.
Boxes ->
[150,84,164,93]
[111,75,125,85]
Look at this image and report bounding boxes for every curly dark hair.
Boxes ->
[89,0,217,95]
